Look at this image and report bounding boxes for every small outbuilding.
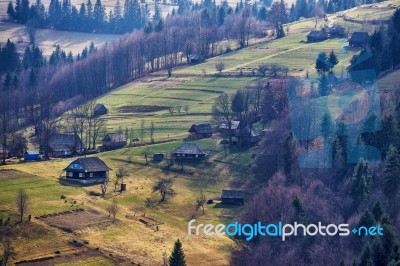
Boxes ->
[190,54,205,64]
[349,32,369,47]
[64,157,110,184]
[221,190,244,205]
[102,133,127,151]
[153,153,164,162]
[307,29,328,43]
[93,104,109,117]
[172,143,207,160]
[218,120,240,137]
[188,124,213,139]
[24,150,40,161]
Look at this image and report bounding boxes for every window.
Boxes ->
[68,172,73,177]
[90,173,93,178]
[79,173,84,178]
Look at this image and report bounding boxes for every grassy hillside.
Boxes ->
[1,1,400,265]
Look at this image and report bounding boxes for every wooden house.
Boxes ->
[349,32,369,47]
[221,190,244,205]
[48,133,83,158]
[235,126,260,145]
[24,150,40,161]
[218,120,240,137]
[307,29,328,43]
[93,104,108,117]
[64,157,110,184]
[188,124,213,139]
[102,133,127,150]
[172,143,207,160]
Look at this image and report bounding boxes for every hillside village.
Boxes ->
[1,0,400,265]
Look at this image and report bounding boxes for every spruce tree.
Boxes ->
[351,159,372,205]
[383,145,400,198]
[284,132,296,177]
[169,239,186,266]
[328,50,339,72]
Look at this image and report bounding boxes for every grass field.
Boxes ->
[1,1,400,265]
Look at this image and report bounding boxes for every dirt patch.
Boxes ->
[36,209,113,231]
[118,105,170,113]
[0,169,38,181]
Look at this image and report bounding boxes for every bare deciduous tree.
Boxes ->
[107,198,119,222]
[153,178,176,202]
[215,62,225,75]
[16,189,28,222]
[196,191,206,215]
[212,93,234,145]
[100,181,109,197]
[1,238,15,266]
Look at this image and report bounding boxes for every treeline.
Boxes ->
[349,8,400,76]
[6,0,385,35]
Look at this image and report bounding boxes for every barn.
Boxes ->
[188,124,213,139]
[64,157,110,184]
[102,133,127,150]
[349,32,369,47]
[172,143,207,160]
[190,54,205,64]
[307,30,328,43]
[221,190,244,205]
[93,104,109,117]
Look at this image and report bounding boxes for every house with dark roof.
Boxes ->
[190,54,205,64]
[24,150,40,161]
[236,126,260,145]
[93,104,108,117]
[328,25,346,38]
[349,32,369,47]
[307,29,328,43]
[64,157,110,184]
[188,124,213,139]
[48,133,83,158]
[172,143,207,160]
[221,190,244,205]
[102,133,127,150]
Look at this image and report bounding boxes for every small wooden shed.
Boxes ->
[221,190,244,205]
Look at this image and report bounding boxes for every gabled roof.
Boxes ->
[221,190,244,199]
[103,133,127,142]
[25,150,39,155]
[188,124,213,134]
[65,157,110,172]
[172,143,206,155]
[94,104,108,112]
[307,30,327,39]
[349,32,369,43]
[48,133,81,149]
[219,121,240,130]
[236,126,260,137]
